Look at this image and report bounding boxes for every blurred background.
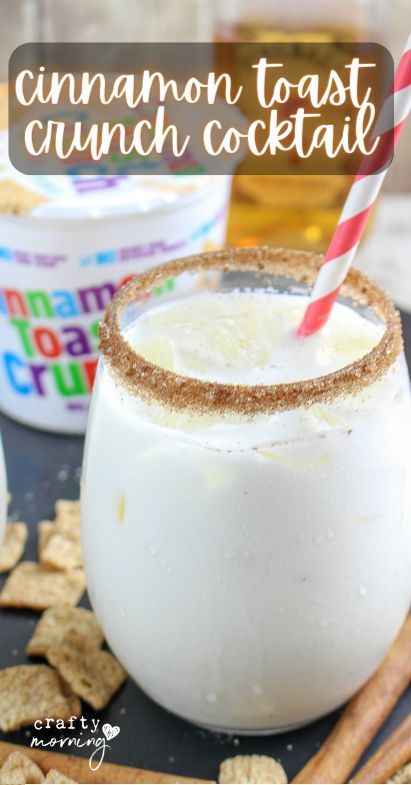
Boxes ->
[0,0,410,304]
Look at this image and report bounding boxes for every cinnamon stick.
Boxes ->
[292,616,411,784]
[351,714,411,784]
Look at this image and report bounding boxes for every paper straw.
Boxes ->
[297,34,411,337]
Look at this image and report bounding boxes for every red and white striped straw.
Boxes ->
[297,34,411,337]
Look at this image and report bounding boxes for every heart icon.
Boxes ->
[102,723,120,741]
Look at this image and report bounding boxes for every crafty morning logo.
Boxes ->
[8,41,393,175]
[31,715,120,771]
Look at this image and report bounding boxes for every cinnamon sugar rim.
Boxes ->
[99,247,403,416]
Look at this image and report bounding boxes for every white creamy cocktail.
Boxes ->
[82,248,411,733]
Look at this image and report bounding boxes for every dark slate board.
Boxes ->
[1,313,410,783]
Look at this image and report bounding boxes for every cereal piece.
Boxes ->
[218,755,288,784]
[55,517,81,537]
[55,500,81,517]
[40,530,82,571]
[0,751,45,784]
[38,521,55,560]
[56,519,81,537]
[0,665,81,732]
[55,500,81,528]
[0,522,27,573]
[46,630,127,710]
[0,562,86,611]
[388,763,411,784]
[44,770,77,784]
[0,179,48,215]
[27,605,104,658]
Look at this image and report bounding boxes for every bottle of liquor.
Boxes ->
[215,0,383,251]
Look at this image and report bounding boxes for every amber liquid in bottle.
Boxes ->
[216,21,360,252]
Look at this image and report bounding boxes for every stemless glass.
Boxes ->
[81,247,411,734]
